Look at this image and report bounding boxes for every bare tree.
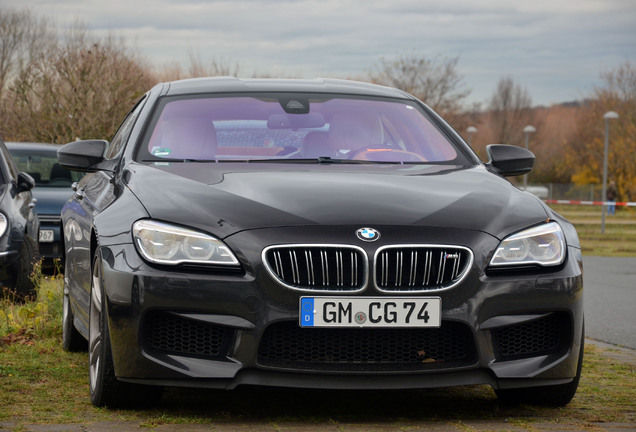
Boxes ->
[367,53,471,124]
[3,23,154,143]
[0,6,52,103]
[188,52,242,78]
[154,52,295,82]
[488,76,534,145]
[155,50,243,82]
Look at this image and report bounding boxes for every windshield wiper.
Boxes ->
[245,157,401,165]
[142,157,406,165]
[142,158,218,163]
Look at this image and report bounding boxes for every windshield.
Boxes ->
[9,147,84,187]
[139,94,466,164]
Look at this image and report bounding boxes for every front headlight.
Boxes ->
[490,222,566,267]
[132,220,240,266]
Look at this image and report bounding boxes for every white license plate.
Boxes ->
[300,297,441,328]
[39,229,54,243]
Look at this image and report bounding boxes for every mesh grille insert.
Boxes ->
[491,313,570,361]
[258,320,476,371]
[143,311,234,359]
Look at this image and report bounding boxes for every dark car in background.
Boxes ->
[58,77,584,409]
[0,138,39,297]
[7,142,83,272]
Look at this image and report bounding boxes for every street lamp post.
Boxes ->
[522,125,536,191]
[466,126,477,146]
[601,111,619,234]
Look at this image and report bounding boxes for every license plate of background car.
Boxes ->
[39,229,54,242]
[300,297,441,328]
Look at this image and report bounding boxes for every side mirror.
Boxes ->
[17,172,35,192]
[57,140,108,172]
[486,144,535,177]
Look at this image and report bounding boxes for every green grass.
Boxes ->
[548,204,636,256]
[1,329,635,427]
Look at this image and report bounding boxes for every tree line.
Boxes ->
[1,5,634,202]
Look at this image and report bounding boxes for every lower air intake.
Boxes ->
[258,320,476,371]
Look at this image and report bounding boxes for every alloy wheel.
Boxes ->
[88,262,102,393]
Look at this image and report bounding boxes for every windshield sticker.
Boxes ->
[151,147,172,157]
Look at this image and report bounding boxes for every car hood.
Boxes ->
[125,162,549,240]
[32,187,74,216]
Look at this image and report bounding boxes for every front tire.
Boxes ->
[88,249,162,408]
[62,274,87,352]
[14,235,39,299]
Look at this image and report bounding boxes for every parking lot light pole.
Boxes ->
[466,126,477,146]
[522,125,536,191]
[601,111,619,234]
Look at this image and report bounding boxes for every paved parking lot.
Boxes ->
[583,256,636,349]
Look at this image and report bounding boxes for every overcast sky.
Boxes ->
[9,0,636,107]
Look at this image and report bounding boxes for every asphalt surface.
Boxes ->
[583,256,636,349]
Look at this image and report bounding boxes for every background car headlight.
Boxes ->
[490,222,566,267]
[132,220,239,266]
[0,213,7,237]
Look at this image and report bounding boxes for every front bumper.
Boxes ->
[98,225,583,391]
[37,215,63,264]
[0,242,20,288]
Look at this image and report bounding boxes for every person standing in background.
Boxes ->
[607,181,618,215]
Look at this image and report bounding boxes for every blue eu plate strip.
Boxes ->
[300,297,314,327]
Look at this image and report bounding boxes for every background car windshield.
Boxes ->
[141,95,462,163]
[11,149,83,187]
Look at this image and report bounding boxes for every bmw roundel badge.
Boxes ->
[356,227,380,242]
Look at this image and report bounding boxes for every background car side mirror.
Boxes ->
[57,140,108,172]
[486,144,535,177]
[17,172,35,192]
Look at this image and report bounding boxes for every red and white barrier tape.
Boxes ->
[544,199,636,207]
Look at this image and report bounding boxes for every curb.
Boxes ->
[586,337,636,367]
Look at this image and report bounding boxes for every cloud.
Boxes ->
[11,0,636,105]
